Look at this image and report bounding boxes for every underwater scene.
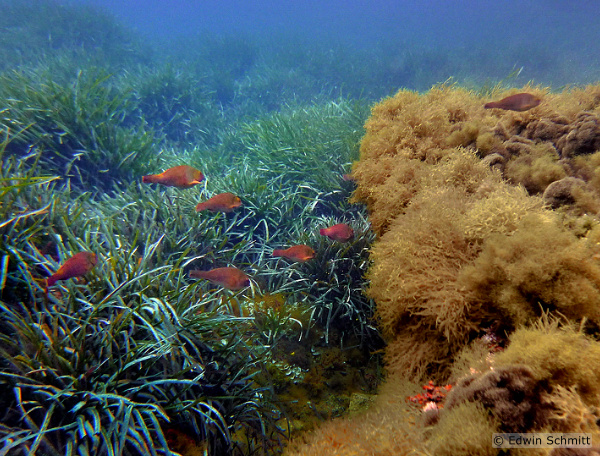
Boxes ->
[2,0,600,455]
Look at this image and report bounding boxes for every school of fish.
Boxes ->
[43,93,540,292]
[44,164,356,293]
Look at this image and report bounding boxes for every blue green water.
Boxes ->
[76,0,600,90]
[1,2,600,454]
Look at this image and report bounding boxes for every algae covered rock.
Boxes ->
[352,84,600,379]
[288,83,600,456]
[348,392,376,416]
[443,365,549,433]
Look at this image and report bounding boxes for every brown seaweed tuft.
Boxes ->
[352,84,600,382]
[289,83,600,456]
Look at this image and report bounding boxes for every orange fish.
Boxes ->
[142,165,204,189]
[342,174,355,182]
[189,267,250,291]
[46,251,97,287]
[320,223,354,242]
[272,245,315,262]
[195,192,242,213]
[484,93,541,112]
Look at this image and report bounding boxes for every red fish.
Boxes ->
[484,93,541,112]
[272,245,315,262]
[189,267,250,291]
[142,165,204,189]
[195,192,242,213]
[320,223,354,242]
[46,251,97,287]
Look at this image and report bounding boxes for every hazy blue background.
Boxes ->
[78,0,597,49]
[72,0,600,90]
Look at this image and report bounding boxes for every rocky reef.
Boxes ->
[286,84,600,455]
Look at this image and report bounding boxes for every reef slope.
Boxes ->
[286,84,600,455]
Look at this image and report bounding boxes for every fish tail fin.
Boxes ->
[319,228,327,235]
[142,175,156,184]
[272,249,282,257]
[189,270,207,280]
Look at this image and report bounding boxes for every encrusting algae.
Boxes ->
[286,84,600,456]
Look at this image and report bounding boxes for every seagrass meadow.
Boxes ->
[0,68,382,456]
[2,1,600,455]
[0,2,384,455]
